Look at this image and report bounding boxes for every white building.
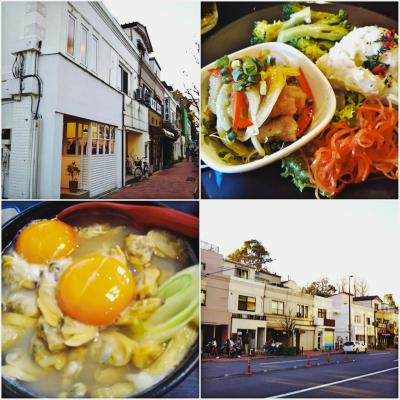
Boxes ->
[222,260,268,350]
[313,296,336,351]
[1,2,160,199]
[330,293,375,348]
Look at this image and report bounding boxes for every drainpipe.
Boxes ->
[121,93,125,187]
[29,117,41,198]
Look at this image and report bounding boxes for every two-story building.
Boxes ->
[313,296,336,351]
[1,2,173,199]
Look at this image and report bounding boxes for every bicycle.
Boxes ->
[133,156,149,181]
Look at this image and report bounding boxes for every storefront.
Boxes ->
[60,115,119,198]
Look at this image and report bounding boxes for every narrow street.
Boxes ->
[202,350,398,398]
[104,160,198,199]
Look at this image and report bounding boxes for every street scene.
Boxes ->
[201,201,399,397]
[1,1,199,199]
[202,350,398,398]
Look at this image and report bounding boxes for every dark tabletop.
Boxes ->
[201,1,398,199]
[1,201,199,398]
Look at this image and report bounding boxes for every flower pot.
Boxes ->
[69,180,78,193]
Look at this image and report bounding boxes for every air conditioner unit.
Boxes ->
[134,88,143,101]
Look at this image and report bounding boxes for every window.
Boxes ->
[91,35,98,72]
[272,300,284,315]
[238,295,256,312]
[367,317,371,325]
[91,123,98,154]
[374,303,379,310]
[201,290,206,306]
[354,315,361,323]
[62,121,88,155]
[318,308,327,319]
[98,125,104,154]
[235,268,249,280]
[80,25,88,65]
[110,127,115,154]
[67,13,76,56]
[297,304,309,318]
[119,66,129,95]
[201,262,206,271]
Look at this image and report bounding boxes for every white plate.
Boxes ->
[201,42,336,174]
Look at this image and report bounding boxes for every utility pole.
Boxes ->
[348,275,353,341]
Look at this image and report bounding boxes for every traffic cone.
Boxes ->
[343,352,349,363]
[326,352,331,365]
[244,354,252,376]
[305,353,311,368]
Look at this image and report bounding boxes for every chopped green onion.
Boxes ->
[260,81,267,95]
[232,68,243,82]
[243,59,258,76]
[225,130,237,144]
[231,59,241,69]
[306,98,313,106]
[268,56,276,66]
[215,55,230,68]
[220,67,229,76]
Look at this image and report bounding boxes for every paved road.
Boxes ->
[105,160,198,199]
[202,351,398,398]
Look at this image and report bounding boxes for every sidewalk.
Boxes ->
[104,160,199,199]
[202,348,394,363]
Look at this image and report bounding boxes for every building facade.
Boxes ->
[200,244,398,354]
[2,2,195,199]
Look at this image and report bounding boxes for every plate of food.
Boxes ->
[201,2,398,198]
[1,201,199,398]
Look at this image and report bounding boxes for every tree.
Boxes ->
[336,277,348,293]
[281,310,296,347]
[227,239,273,271]
[304,277,337,298]
[353,278,368,297]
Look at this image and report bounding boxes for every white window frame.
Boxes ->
[272,300,284,315]
[91,34,98,72]
[80,24,88,66]
[67,13,76,57]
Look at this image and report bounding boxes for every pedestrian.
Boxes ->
[185,146,190,162]
[211,337,218,358]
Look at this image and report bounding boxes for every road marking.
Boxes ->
[270,367,398,398]
[260,358,318,365]
[368,352,391,356]
[394,359,398,362]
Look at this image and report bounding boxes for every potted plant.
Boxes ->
[66,161,80,193]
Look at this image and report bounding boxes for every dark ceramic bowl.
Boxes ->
[1,201,199,398]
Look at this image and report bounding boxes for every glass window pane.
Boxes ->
[81,26,87,65]
[99,125,104,154]
[65,122,76,154]
[67,14,75,55]
[92,123,98,154]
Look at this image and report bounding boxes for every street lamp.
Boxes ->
[348,275,353,341]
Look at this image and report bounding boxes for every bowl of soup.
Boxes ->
[1,201,199,398]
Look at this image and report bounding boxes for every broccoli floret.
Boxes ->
[311,9,347,25]
[250,20,283,44]
[288,37,334,62]
[282,3,305,21]
[250,8,311,45]
[282,3,347,25]
[277,22,351,43]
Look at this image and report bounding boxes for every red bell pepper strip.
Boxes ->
[208,67,222,77]
[232,91,253,131]
[296,69,314,137]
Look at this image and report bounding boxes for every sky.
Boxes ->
[103,0,199,93]
[201,200,400,303]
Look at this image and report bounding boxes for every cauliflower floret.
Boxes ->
[317,26,398,104]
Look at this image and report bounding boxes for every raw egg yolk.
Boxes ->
[56,255,136,326]
[15,219,78,264]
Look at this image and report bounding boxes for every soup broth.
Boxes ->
[2,221,198,398]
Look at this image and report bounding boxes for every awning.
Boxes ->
[163,129,175,139]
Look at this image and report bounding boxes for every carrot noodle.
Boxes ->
[309,97,398,197]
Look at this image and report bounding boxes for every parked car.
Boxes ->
[343,341,368,353]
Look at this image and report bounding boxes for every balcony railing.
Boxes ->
[324,318,335,327]
[232,313,266,321]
